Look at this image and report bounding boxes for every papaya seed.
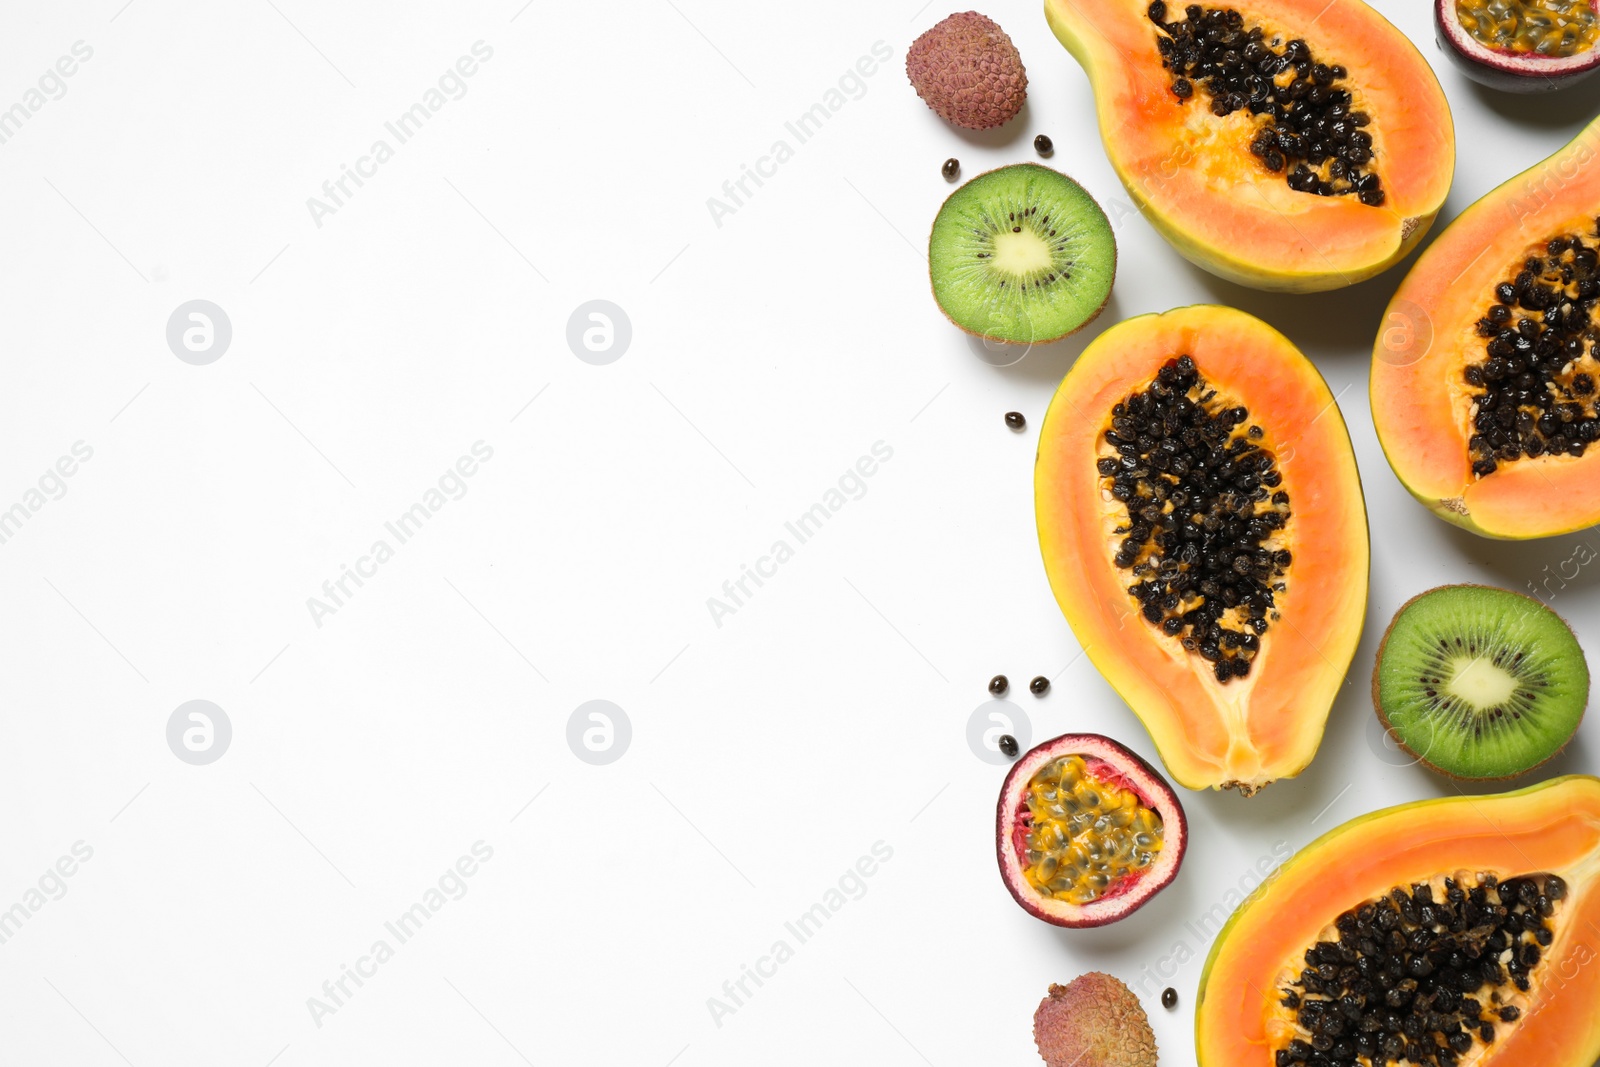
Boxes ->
[1151,4,1384,204]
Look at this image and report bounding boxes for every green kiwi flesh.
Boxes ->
[928,163,1116,345]
[1373,583,1589,780]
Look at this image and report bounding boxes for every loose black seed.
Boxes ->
[997,733,1018,759]
[1162,987,1178,1009]
[941,157,959,181]
[988,674,1008,696]
[1006,411,1026,430]
[1034,134,1054,155]
[1029,675,1050,695]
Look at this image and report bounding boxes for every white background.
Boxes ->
[0,1,1595,1065]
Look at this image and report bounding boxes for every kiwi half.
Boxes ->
[928,163,1115,345]
[1373,584,1589,780]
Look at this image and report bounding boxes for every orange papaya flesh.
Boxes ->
[1035,305,1367,794]
[1197,776,1600,1067]
[1044,0,1454,292]
[1372,116,1600,539]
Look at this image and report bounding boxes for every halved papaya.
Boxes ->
[1371,116,1600,539]
[1035,305,1367,793]
[1044,0,1454,292]
[1197,776,1600,1067]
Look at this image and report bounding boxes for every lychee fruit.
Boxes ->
[906,12,1027,130]
[1033,973,1159,1067]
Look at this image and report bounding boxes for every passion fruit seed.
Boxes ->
[1148,2,1384,206]
[1277,872,1567,1067]
[999,733,1020,758]
[1101,355,1292,683]
[1464,234,1600,477]
[1456,0,1600,57]
[1020,754,1165,905]
[1007,410,1027,430]
[1163,987,1179,1009]
[1035,133,1054,155]
[1030,675,1051,695]
[990,674,1009,695]
[943,157,960,180]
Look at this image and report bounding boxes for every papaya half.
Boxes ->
[1044,0,1454,292]
[1197,776,1600,1067]
[1035,305,1367,794]
[1372,116,1600,539]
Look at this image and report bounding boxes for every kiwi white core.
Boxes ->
[1444,656,1518,708]
[991,229,1054,276]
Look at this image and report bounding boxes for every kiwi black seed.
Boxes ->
[1277,871,1566,1067]
[928,164,1116,345]
[1462,236,1600,477]
[1373,584,1588,780]
[1148,3,1382,205]
[1100,355,1291,683]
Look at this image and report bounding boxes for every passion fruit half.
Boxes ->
[996,733,1187,927]
[1435,0,1600,93]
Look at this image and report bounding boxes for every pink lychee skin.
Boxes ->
[906,11,1028,130]
[1034,973,1159,1067]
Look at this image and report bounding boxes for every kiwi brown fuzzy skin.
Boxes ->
[1371,583,1589,782]
[926,163,1117,346]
